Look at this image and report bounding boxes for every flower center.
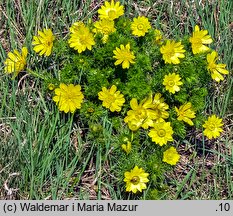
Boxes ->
[137,24,144,30]
[158,129,166,137]
[106,94,115,104]
[79,35,88,44]
[178,110,185,117]
[208,123,216,131]
[208,62,216,70]
[135,108,146,118]
[66,92,75,101]
[18,58,26,69]
[192,37,202,46]
[165,153,173,161]
[122,50,134,61]
[165,48,175,58]
[130,176,140,185]
[168,80,175,87]
[108,9,116,19]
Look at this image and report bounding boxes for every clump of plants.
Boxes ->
[3,0,229,199]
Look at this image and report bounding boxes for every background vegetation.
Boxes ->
[0,0,232,199]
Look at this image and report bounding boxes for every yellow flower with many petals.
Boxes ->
[207,51,229,82]
[143,94,169,123]
[131,16,151,37]
[124,166,149,193]
[203,115,223,139]
[32,29,55,56]
[4,47,28,76]
[113,44,135,69]
[93,19,116,43]
[124,94,169,131]
[160,40,185,64]
[148,122,174,146]
[98,0,124,20]
[53,83,84,113]
[163,73,183,94]
[189,25,213,54]
[98,85,125,112]
[163,147,180,165]
[124,98,153,131]
[121,141,132,154]
[69,21,95,53]
[175,102,196,126]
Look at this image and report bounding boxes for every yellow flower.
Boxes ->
[154,29,163,44]
[131,16,151,37]
[121,141,132,154]
[160,40,185,64]
[53,83,84,113]
[207,51,229,82]
[189,25,213,54]
[98,0,124,20]
[98,85,125,112]
[93,19,116,43]
[175,102,196,126]
[163,73,183,94]
[163,147,180,165]
[124,98,153,131]
[4,47,28,76]
[124,94,169,131]
[68,21,95,53]
[32,29,55,56]
[125,118,146,131]
[113,44,135,69]
[203,115,223,139]
[151,93,169,122]
[124,166,149,193]
[148,122,174,146]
